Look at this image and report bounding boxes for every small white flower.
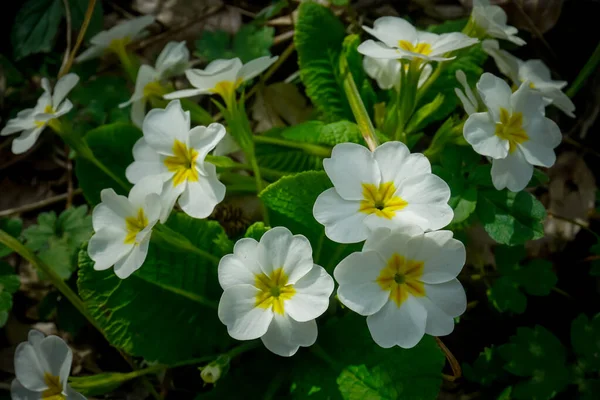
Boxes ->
[164,56,278,102]
[454,70,480,115]
[313,142,453,244]
[217,227,334,357]
[12,330,86,399]
[88,177,162,279]
[471,0,525,46]
[119,41,191,127]
[1,74,79,154]
[482,40,575,117]
[213,132,241,157]
[357,16,478,62]
[463,73,562,192]
[334,226,466,349]
[125,100,226,221]
[363,56,432,90]
[76,15,155,62]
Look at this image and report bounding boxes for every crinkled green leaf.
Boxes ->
[38,238,74,280]
[244,222,270,241]
[196,24,274,63]
[0,217,23,257]
[513,260,556,296]
[0,261,19,328]
[571,313,600,372]
[11,0,64,60]
[77,213,232,363]
[282,120,362,146]
[476,189,546,245]
[463,346,509,387]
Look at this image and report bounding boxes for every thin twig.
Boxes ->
[436,337,461,382]
[511,0,557,61]
[273,30,294,46]
[0,189,83,217]
[59,0,73,75]
[547,211,598,237]
[59,0,97,78]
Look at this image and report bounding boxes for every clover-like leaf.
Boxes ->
[463,346,509,387]
[571,313,600,372]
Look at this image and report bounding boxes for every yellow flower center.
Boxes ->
[398,40,432,56]
[376,253,425,307]
[211,79,243,102]
[42,373,65,400]
[34,104,55,127]
[254,268,296,315]
[143,81,167,98]
[495,108,529,153]
[163,140,200,186]
[108,37,131,53]
[124,208,149,245]
[359,182,408,219]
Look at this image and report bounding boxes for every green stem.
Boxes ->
[566,40,600,98]
[226,341,261,359]
[253,136,331,158]
[111,40,138,82]
[416,63,443,104]
[205,155,289,180]
[0,229,102,333]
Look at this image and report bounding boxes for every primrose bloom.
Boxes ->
[120,41,191,127]
[363,56,432,90]
[164,56,278,103]
[464,73,562,192]
[88,177,162,279]
[455,70,480,115]
[482,40,575,117]
[76,15,155,62]
[313,142,453,244]
[218,227,334,357]
[12,330,85,399]
[357,16,478,62]
[126,100,226,221]
[470,0,525,46]
[334,226,466,349]
[1,73,78,154]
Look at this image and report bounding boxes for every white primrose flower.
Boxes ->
[1,73,79,154]
[482,40,575,117]
[76,15,155,62]
[218,227,334,357]
[125,100,226,221]
[454,70,480,115]
[12,330,86,399]
[357,16,478,62]
[464,73,562,192]
[119,41,191,127]
[363,56,432,90]
[313,142,453,244]
[334,226,466,349]
[470,0,526,46]
[88,177,162,279]
[164,56,278,102]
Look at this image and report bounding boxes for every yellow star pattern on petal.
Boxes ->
[254,268,296,315]
[164,139,200,186]
[495,108,529,153]
[359,182,408,219]
[376,253,425,307]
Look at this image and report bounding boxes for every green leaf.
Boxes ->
[295,2,352,121]
[11,0,64,60]
[407,93,445,134]
[195,25,274,63]
[254,0,289,24]
[487,277,527,314]
[38,238,74,280]
[290,313,445,399]
[0,218,23,257]
[69,0,104,40]
[499,326,569,400]
[513,260,557,296]
[75,123,140,205]
[495,245,526,271]
[77,213,232,363]
[0,261,20,328]
[476,190,546,245]
[463,346,509,387]
[427,19,469,34]
[0,54,25,85]
[70,372,134,397]
[282,121,362,146]
[571,313,600,371]
[244,222,270,241]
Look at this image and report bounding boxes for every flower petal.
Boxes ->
[10,379,39,400]
[363,227,421,262]
[142,100,190,155]
[313,188,369,244]
[12,127,45,155]
[334,251,389,316]
[158,178,186,222]
[423,279,466,318]
[464,112,508,159]
[357,40,401,59]
[125,138,168,184]
[128,175,164,207]
[491,149,533,192]
[189,123,226,162]
[91,204,124,232]
[218,238,262,289]
[511,82,544,125]
[218,284,273,340]
[238,56,278,82]
[418,297,456,336]
[518,118,558,168]
[430,32,478,56]
[52,73,79,108]
[285,265,333,322]
[99,189,135,220]
[476,72,513,121]
[38,336,72,388]
[113,238,150,279]
[14,343,46,391]
[178,163,225,219]
[363,17,417,48]
[323,143,379,201]
[367,297,427,349]
[88,228,131,271]
[411,230,465,284]
[373,141,431,189]
[261,314,317,357]
[163,88,206,100]
[256,227,313,284]
[396,174,453,231]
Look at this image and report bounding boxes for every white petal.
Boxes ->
[464,112,508,159]
[419,296,456,336]
[12,127,45,154]
[411,231,465,284]
[128,175,164,207]
[91,203,124,232]
[218,284,273,340]
[312,188,369,244]
[363,226,422,260]
[99,189,135,220]
[363,56,400,90]
[363,17,417,48]
[155,41,190,79]
[511,82,544,125]
[334,251,389,316]
[52,73,79,108]
[142,100,190,155]
[1,110,36,136]
[88,228,131,271]
[256,227,313,284]
[238,56,278,82]
[455,88,477,115]
[10,379,39,400]
[481,39,520,83]
[125,138,168,184]
[14,343,46,391]
[38,336,72,388]
[189,123,226,162]
[518,118,558,168]
[178,163,225,219]
[491,149,533,192]
[66,385,87,400]
[367,297,427,349]
[430,32,478,56]
[396,174,453,231]
[357,40,401,59]
[373,141,431,189]
[285,265,333,322]
[163,88,206,99]
[519,59,552,83]
[158,178,186,223]
[261,314,317,357]
[542,87,575,117]
[27,330,45,347]
[323,143,379,201]
[218,238,262,289]
[476,72,513,121]
[113,238,150,279]
[130,98,147,128]
[423,279,466,318]
[74,45,106,62]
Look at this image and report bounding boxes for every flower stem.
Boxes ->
[205,155,289,180]
[0,229,102,333]
[111,40,139,82]
[58,0,97,78]
[566,39,600,98]
[252,135,331,157]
